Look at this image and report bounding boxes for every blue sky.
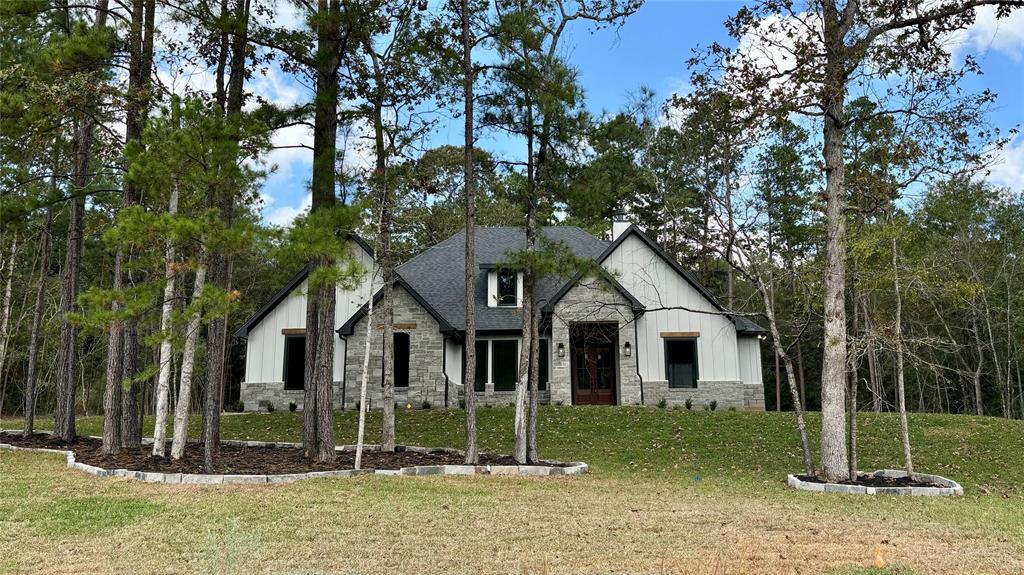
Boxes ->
[254,1,1024,225]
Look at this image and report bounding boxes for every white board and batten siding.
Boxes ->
[737,336,764,386]
[243,241,376,385]
[601,233,743,384]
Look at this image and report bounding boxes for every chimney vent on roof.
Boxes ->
[611,217,631,241]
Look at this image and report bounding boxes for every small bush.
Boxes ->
[458,399,466,409]
[421,400,432,410]
[705,400,717,412]
[656,398,667,409]
[728,406,736,412]
[555,401,564,406]
[289,402,297,412]
[266,403,275,413]
[684,397,693,411]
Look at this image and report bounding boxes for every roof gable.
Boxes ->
[596,225,767,335]
[234,234,374,338]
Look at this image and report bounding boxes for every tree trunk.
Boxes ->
[354,262,377,470]
[526,294,540,463]
[460,0,479,465]
[513,269,533,463]
[818,12,851,482]
[152,182,179,456]
[24,208,53,436]
[120,325,142,448]
[863,298,882,412]
[54,0,109,442]
[759,279,814,476]
[797,343,806,412]
[370,65,396,452]
[0,237,16,420]
[892,234,913,474]
[170,261,206,460]
[971,311,985,416]
[101,248,125,455]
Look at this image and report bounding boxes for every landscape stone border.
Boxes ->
[786,470,964,496]
[0,431,587,485]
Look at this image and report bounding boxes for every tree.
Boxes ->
[692,0,1021,481]
[485,0,641,463]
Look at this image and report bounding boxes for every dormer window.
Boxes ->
[497,270,518,307]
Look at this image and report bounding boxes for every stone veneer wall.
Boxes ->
[549,278,640,405]
[641,380,765,410]
[341,286,449,409]
[241,382,344,412]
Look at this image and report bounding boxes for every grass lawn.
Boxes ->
[2,407,1022,574]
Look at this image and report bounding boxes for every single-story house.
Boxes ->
[235,224,767,411]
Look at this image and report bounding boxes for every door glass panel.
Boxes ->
[595,348,612,390]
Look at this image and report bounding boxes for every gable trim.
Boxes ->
[540,266,646,314]
[336,273,456,337]
[233,233,374,339]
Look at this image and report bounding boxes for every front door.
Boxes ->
[570,324,617,405]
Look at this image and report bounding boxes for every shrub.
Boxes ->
[707,400,718,412]
[458,399,466,409]
[421,400,432,410]
[728,406,736,412]
[657,398,667,409]
[289,402,297,412]
[266,403,275,413]
[684,397,693,411]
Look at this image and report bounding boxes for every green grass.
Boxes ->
[2,408,1023,574]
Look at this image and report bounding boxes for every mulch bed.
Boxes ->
[2,432,558,475]
[796,473,945,488]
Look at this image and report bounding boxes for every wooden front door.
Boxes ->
[571,324,617,405]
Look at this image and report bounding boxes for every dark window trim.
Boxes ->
[282,334,306,391]
[496,270,518,307]
[664,337,699,389]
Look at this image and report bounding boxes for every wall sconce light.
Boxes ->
[557,342,565,358]
[623,342,631,357]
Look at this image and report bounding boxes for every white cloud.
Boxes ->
[949,6,1024,61]
[987,134,1024,193]
[265,192,311,227]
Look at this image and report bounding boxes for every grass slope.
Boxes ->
[2,408,1022,574]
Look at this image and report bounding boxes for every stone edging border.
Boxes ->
[787,469,964,496]
[0,431,587,485]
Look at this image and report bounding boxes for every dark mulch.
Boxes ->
[1,432,561,475]
[796,473,945,488]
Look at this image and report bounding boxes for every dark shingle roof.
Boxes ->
[396,226,609,332]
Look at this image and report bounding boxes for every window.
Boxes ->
[394,332,410,388]
[492,340,518,391]
[497,270,517,307]
[665,339,698,389]
[472,340,487,392]
[283,335,306,390]
[538,339,549,391]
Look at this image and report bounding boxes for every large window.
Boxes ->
[393,332,410,388]
[665,338,698,389]
[492,340,518,391]
[283,335,305,390]
[497,270,517,307]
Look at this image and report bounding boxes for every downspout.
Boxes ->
[442,334,450,408]
[339,333,348,410]
[634,312,644,406]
